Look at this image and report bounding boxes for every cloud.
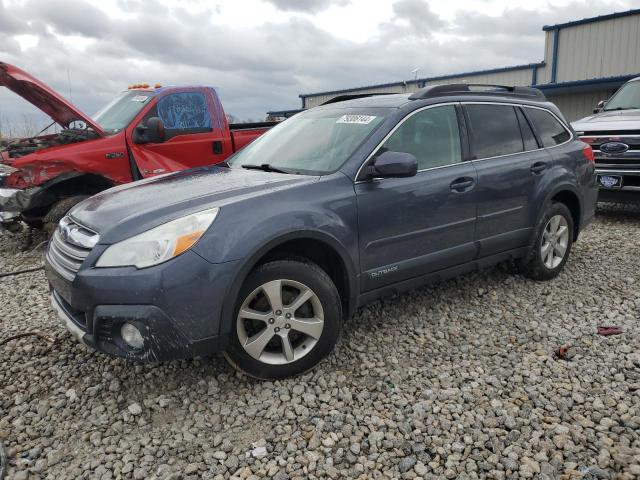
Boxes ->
[263,0,350,13]
[23,0,112,38]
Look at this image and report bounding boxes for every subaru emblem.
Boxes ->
[600,141,629,154]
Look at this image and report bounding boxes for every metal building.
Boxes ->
[268,9,640,122]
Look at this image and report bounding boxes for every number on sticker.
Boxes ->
[336,115,377,125]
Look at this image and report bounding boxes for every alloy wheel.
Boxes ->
[236,279,324,365]
[540,214,569,269]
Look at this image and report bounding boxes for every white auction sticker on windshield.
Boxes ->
[131,95,150,102]
[336,115,377,125]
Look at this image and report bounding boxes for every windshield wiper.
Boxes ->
[604,107,638,111]
[241,163,290,174]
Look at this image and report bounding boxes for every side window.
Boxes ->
[525,108,571,147]
[465,104,523,158]
[145,92,212,140]
[516,107,539,151]
[380,105,462,170]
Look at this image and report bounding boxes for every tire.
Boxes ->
[43,195,90,236]
[518,202,574,281]
[224,259,342,380]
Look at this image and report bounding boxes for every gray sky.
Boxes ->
[0,0,636,125]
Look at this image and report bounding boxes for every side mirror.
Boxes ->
[133,117,166,144]
[146,117,166,143]
[593,100,606,113]
[367,151,418,179]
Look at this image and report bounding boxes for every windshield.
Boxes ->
[228,107,389,175]
[93,90,154,133]
[604,80,640,110]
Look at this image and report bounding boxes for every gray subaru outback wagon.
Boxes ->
[46,84,598,379]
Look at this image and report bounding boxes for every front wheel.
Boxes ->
[224,259,342,379]
[518,202,574,281]
[43,195,90,236]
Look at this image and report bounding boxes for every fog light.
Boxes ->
[121,322,144,349]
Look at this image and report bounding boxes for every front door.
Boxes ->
[128,89,230,177]
[356,104,478,292]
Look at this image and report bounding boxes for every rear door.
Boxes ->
[356,104,478,291]
[128,89,231,177]
[464,103,553,257]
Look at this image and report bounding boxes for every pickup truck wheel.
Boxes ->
[518,202,574,281]
[43,195,89,236]
[224,259,341,380]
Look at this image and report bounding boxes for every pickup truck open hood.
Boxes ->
[0,62,105,136]
[70,166,318,243]
[572,108,640,132]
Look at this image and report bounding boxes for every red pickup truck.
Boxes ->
[0,62,275,231]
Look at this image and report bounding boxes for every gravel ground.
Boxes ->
[1,204,639,480]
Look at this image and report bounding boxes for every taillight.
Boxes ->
[582,143,595,163]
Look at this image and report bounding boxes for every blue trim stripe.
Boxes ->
[299,62,545,99]
[551,29,560,83]
[542,8,640,31]
[266,109,303,116]
[535,74,639,93]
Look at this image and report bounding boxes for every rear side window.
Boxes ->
[380,105,462,170]
[525,108,571,147]
[516,107,539,151]
[465,104,523,158]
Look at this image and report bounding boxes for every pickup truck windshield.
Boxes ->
[94,90,154,134]
[604,81,640,110]
[228,107,388,175]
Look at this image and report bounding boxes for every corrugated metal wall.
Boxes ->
[555,15,640,82]
[547,89,615,122]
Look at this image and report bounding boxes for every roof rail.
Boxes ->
[408,84,546,101]
[321,93,393,105]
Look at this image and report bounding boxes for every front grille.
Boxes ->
[579,133,640,170]
[47,217,98,281]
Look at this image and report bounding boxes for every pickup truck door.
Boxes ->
[356,104,478,292]
[127,89,232,177]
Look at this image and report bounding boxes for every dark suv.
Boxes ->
[46,84,598,379]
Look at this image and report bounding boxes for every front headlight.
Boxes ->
[96,207,219,269]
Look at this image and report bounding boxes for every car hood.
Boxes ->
[572,108,640,132]
[0,62,105,136]
[70,166,318,242]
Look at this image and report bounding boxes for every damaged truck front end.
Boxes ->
[0,62,112,230]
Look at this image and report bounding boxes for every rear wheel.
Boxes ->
[519,202,574,280]
[224,259,341,379]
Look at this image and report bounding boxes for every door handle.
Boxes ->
[450,177,475,192]
[212,141,223,155]
[531,161,548,174]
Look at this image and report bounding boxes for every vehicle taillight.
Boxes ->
[582,143,595,163]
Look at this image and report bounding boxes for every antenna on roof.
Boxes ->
[67,67,73,103]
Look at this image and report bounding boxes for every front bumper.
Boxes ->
[46,248,240,361]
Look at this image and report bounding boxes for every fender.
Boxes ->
[217,228,359,338]
[530,172,583,244]
[0,171,114,216]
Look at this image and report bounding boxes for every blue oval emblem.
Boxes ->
[600,141,629,154]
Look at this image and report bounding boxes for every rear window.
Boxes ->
[465,104,523,158]
[525,108,571,147]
